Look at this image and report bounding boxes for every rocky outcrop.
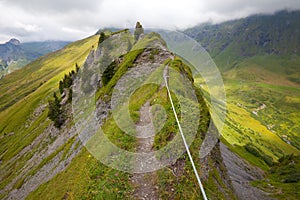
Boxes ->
[220,143,273,200]
[7,39,21,46]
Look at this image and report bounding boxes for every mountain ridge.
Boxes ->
[0,39,70,78]
[0,27,239,199]
[185,9,300,58]
[0,19,299,199]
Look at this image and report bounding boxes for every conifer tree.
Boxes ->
[48,92,63,128]
[99,32,106,44]
[75,63,80,73]
[59,80,64,94]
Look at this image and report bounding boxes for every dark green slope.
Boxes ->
[185,10,300,57]
[185,10,300,74]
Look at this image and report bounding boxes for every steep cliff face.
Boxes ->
[0,29,238,199]
[220,143,271,200]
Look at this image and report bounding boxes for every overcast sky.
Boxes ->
[0,0,299,43]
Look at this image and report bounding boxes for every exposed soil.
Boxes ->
[131,102,159,200]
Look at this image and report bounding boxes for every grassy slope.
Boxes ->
[26,33,234,199]
[220,77,300,198]
[0,35,98,135]
[185,10,300,64]
[186,11,300,198]
[217,51,300,155]
[26,147,134,200]
[223,54,300,87]
[206,49,300,198]
[0,35,99,193]
[252,154,300,199]
[216,53,300,199]
[26,34,149,199]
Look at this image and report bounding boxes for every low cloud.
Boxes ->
[0,0,299,42]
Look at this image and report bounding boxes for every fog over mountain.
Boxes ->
[0,0,299,42]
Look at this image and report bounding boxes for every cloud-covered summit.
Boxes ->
[0,0,299,42]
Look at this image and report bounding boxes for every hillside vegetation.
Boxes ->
[0,11,299,197]
[0,28,237,199]
[0,35,98,199]
[187,10,300,198]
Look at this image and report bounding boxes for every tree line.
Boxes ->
[48,63,79,128]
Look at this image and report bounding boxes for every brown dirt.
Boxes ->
[131,102,159,200]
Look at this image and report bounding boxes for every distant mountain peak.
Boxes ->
[7,38,21,45]
[0,40,69,78]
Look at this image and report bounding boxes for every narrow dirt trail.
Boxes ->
[131,65,170,199]
[131,102,159,200]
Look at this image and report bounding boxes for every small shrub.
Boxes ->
[99,32,106,44]
[244,143,273,166]
[102,61,117,86]
[283,172,300,183]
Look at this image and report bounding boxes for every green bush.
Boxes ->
[272,154,300,183]
[99,32,106,44]
[102,61,117,86]
[283,172,300,183]
[245,143,273,166]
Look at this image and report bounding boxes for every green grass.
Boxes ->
[0,35,98,156]
[129,84,159,123]
[251,155,300,199]
[0,112,50,190]
[0,35,99,192]
[0,35,98,135]
[26,35,234,199]
[96,48,144,100]
[27,36,166,199]
[9,136,78,191]
[26,102,135,199]
[4,26,298,199]
[185,13,300,198]
[151,57,234,199]
[26,33,159,198]
[26,148,93,200]
[195,70,300,173]
[26,148,132,200]
[223,78,300,153]
[211,51,300,199]
[194,48,300,199]
[221,54,300,148]
[223,54,300,88]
